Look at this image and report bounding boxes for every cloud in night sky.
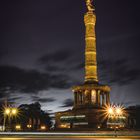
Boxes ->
[0,0,140,112]
[38,48,84,73]
[98,58,140,86]
[60,98,74,108]
[0,65,73,96]
[31,95,56,103]
[39,49,73,64]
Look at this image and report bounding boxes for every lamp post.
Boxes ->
[3,107,18,131]
[106,105,124,137]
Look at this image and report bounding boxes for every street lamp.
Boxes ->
[5,108,10,115]
[11,108,18,115]
[106,105,125,136]
[116,107,122,115]
[108,108,114,115]
[3,107,18,131]
[107,105,124,117]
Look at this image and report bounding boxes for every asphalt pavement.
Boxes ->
[0,132,140,140]
[0,138,140,140]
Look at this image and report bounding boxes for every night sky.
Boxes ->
[0,0,140,115]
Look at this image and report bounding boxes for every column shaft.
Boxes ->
[98,91,100,106]
[102,94,105,106]
[84,11,98,83]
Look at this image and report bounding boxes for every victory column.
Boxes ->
[55,0,111,129]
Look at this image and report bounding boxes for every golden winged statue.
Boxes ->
[86,0,94,12]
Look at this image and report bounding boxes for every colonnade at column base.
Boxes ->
[72,82,111,110]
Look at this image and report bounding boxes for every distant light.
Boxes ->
[60,115,85,120]
[41,125,46,130]
[27,124,32,128]
[97,125,101,129]
[15,125,21,130]
[60,124,70,128]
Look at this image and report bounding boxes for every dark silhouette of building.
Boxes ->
[0,102,52,131]
[126,105,140,129]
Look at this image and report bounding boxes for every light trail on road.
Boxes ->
[0,137,140,140]
[0,132,140,140]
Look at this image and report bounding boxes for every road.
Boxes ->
[0,137,140,140]
[0,132,140,140]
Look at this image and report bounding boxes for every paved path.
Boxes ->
[0,132,140,140]
[0,138,140,140]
